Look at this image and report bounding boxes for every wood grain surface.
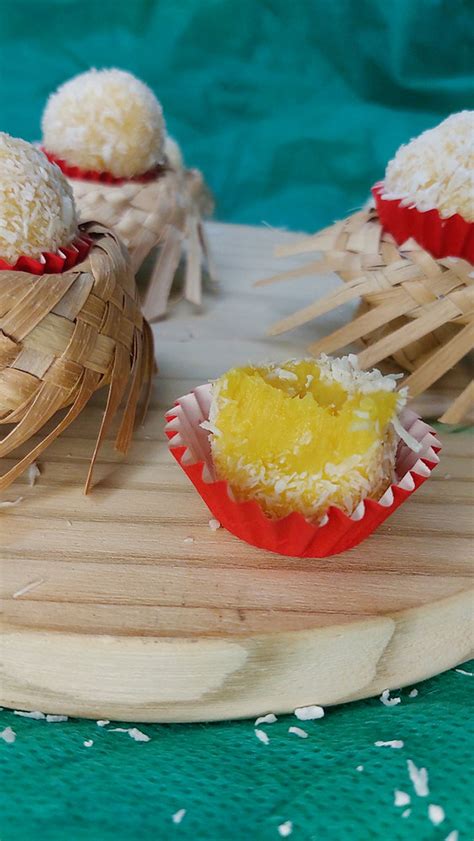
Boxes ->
[1,222,473,722]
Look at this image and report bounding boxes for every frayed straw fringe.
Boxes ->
[257,208,474,424]
[71,166,215,322]
[0,223,154,492]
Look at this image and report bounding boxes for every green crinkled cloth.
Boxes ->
[1,664,473,840]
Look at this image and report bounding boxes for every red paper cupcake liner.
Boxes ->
[0,234,92,275]
[165,383,441,558]
[42,148,167,186]
[372,181,474,262]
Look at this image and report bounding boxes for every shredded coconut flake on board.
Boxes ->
[12,578,45,599]
[255,713,277,726]
[208,518,221,531]
[46,715,68,723]
[255,728,270,745]
[428,804,445,826]
[407,759,429,796]
[183,537,194,544]
[14,710,45,720]
[380,689,401,707]
[172,809,186,825]
[294,705,324,721]
[0,727,16,744]
[455,668,473,676]
[83,739,94,747]
[408,689,418,698]
[26,463,41,487]
[394,791,411,807]
[97,720,110,727]
[375,740,404,749]
[277,821,293,837]
[0,496,23,510]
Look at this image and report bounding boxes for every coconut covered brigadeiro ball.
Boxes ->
[208,356,408,523]
[383,111,474,221]
[42,68,166,179]
[0,133,77,264]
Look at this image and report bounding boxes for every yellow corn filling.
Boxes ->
[209,356,404,522]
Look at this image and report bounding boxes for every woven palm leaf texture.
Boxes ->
[0,223,154,492]
[257,208,474,423]
[70,165,215,323]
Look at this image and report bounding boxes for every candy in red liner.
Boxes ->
[165,384,441,558]
[0,234,92,274]
[42,148,167,186]
[373,182,474,262]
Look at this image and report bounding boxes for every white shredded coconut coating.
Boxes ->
[46,715,68,723]
[294,705,325,721]
[83,739,94,747]
[375,740,404,749]
[0,496,23,511]
[380,689,401,707]
[255,728,270,745]
[110,727,150,742]
[42,68,166,178]
[383,111,474,221]
[12,577,44,598]
[278,821,293,837]
[172,809,186,825]
[428,804,445,826]
[0,133,77,262]
[14,710,45,719]
[288,726,308,739]
[255,713,277,726]
[26,463,41,487]
[408,689,418,698]
[96,719,110,727]
[407,759,429,796]
[128,727,150,742]
[394,791,411,807]
[0,727,16,744]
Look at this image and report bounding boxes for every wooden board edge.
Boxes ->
[1,587,472,722]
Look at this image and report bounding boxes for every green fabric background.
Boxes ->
[0,0,473,230]
[0,1,473,839]
[1,665,473,840]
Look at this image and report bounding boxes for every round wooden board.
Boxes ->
[1,223,473,722]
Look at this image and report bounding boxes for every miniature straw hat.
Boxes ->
[0,222,154,492]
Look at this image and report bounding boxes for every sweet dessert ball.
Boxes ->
[383,111,474,221]
[208,356,409,522]
[42,68,166,178]
[0,132,77,264]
